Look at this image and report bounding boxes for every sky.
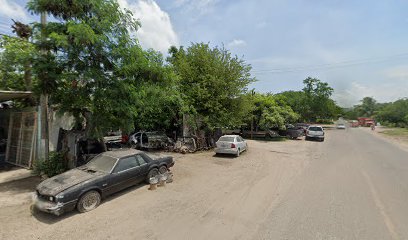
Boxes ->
[1,0,408,107]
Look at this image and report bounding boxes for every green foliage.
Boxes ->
[353,97,377,117]
[0,36,38,91]
[251,93,299,130]
[276,78,341,122]
[376,98,408,127]
[33,151,66,177]
[169,43,255,130]
[26,0,141,138]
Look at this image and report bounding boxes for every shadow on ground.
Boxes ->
[0,176,41,194]
[32,183,146,224]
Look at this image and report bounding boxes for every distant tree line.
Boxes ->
[0,0,343,138]
[344,97,408,128]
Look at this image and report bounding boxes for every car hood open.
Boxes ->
[37,168,103,196]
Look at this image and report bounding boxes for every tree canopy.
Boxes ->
[169,43,255,130]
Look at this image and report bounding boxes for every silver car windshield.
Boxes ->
[219,136,235,142]
[309,127,323,131]
[86,155,117,173]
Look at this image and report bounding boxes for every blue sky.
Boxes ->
[1,0,408,107]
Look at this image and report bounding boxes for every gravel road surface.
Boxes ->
[255,128,408,240]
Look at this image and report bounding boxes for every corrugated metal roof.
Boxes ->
[0,90,32,102]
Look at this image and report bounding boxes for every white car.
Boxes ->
[336,123,346,129]
[215,135,248,157]
[305,126,325,142]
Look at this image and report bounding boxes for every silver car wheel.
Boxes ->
[77,190,101,213]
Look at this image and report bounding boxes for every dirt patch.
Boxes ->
[362,127,408,152]
[0,138,317,240]
[0,176,41,208]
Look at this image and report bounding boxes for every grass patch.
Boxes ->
[380,128,408,137]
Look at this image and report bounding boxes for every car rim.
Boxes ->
[82,192,99,210]
[159,166,167,174]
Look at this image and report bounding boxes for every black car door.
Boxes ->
[135,154,150,183]
[105,156,140,195]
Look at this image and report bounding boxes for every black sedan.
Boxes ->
[33,149,174,216]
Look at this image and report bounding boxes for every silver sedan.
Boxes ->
[214,135,248,157]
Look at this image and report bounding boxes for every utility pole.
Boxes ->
[40,11,49,161]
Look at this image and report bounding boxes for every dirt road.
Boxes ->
[255,128,408,240]
[1,128,407,239]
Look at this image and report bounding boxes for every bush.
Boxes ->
[33,151,66,178]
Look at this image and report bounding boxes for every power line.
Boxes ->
[251,52,408,74]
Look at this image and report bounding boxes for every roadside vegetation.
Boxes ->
[0,0,342,141]
[344,97,408,128]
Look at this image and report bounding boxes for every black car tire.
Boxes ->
[159,165,168,174]
[146,168,160,182]
[321,138,325,142]
[77,190,101,213]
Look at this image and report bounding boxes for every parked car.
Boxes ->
[305,126,325,142]
[241,129,279,139]
[276,124,304,139]
[294,123,310,134]
[336,123,346,129]
[215,135,248,157]
[33,149,174,216]
[129,131,173,150]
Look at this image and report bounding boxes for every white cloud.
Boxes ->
[0,0,28,21]
[118,0,179,53]
[333,80,408,107]
[227,39,246,48]
[173,0,219,16]
[384,65,408,79]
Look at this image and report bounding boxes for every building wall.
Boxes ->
[49,110,75,152]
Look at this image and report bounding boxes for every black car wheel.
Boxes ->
[159,165,168,174]
[77,190,101,213]
[146,168,160,182]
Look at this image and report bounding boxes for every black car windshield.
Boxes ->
[309,127,323,131]
[86,155,117,173]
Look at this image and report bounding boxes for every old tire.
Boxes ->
[146,168,160,182]
[77,190,101,213]
[159,165,168,174]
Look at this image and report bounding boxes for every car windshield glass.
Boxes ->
[219,136,235,142]
[86,155,117,173]
[309,127,323,131]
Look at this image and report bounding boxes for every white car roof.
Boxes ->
[222,135,240,137]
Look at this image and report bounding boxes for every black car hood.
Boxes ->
[37,168,104,196]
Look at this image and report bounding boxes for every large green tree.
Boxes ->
[277,78,341,122]
[169,43,255,130]
[27,0,140,137]
[251,93,299,130]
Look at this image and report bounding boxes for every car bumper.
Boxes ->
[306,135,324,139]
[214,148,238,155]
[32,193,77,216]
